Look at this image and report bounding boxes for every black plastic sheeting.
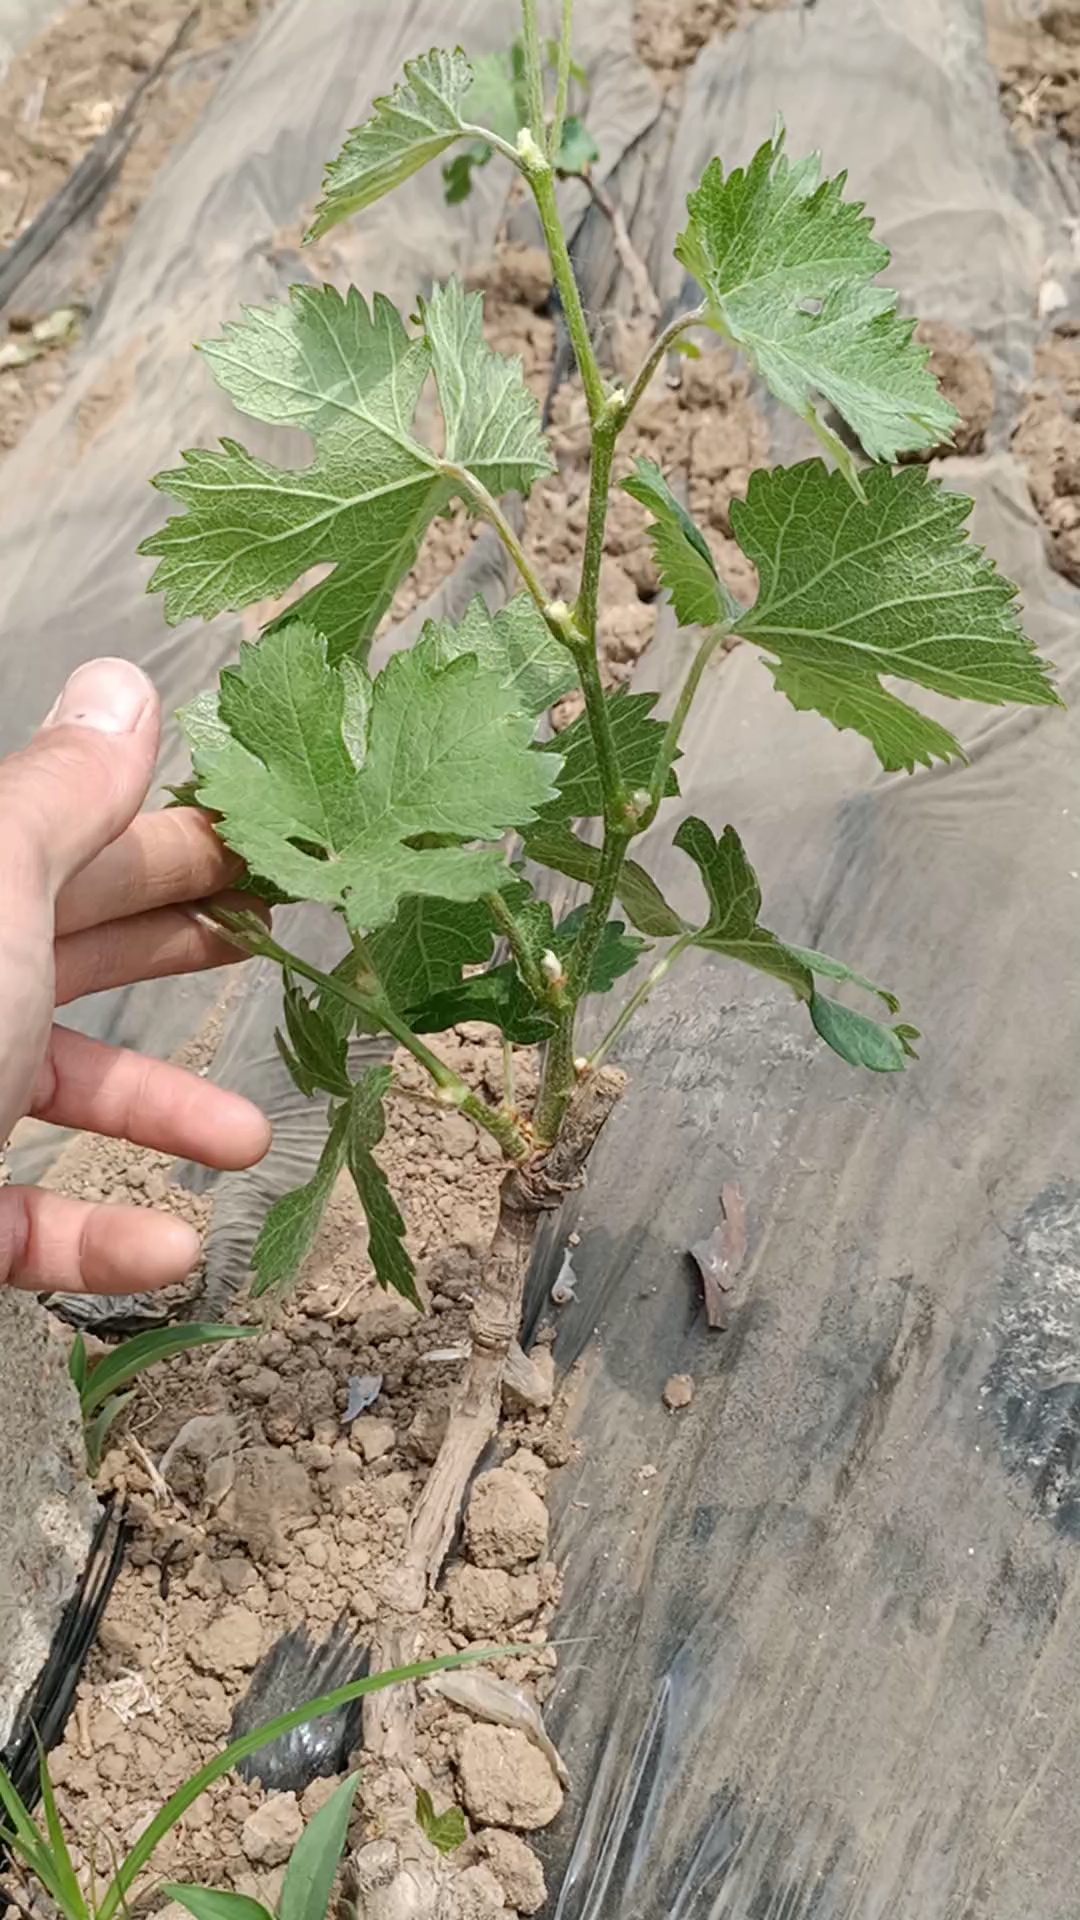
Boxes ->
[228,1617,369,1793]
[513,2,1080,1901]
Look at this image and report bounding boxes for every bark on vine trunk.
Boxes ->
[362,1066,625,1761]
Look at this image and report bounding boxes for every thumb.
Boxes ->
[0,658,160,897]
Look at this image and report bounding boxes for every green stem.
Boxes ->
[619,301,707,425]
[202,908,529,1160]
[575,407,617,644]
[534,828,631,1142]
[98,1649,515,1920]
[520,0,547,145]
[549,0,574,162]
[586,930,695,1069]
[573,638,631,825]
[638,624,727,829]
[526,154,607,423]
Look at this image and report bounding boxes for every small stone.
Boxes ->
[352,1417,396,1463]
[466,1468,548,1570]
[240,1792,303,1866]
[406,1401,449,1463]
[478,1830,547,1913]
[191,1604,263,1675]
[217,1554,256,1595]
[662,1374,695,1410]
[457,1725,563,1830]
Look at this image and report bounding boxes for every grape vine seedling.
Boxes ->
[142,0,1059,1590]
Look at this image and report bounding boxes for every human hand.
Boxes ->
[0,657,271,1294]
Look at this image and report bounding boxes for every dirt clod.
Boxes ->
[476,1829,547,1913]
[663,1374,695,1410]
[193,1605,264,1675]
[240,1791,304,1866]
[465,1468,549,1571]
[457,1724,564,1831]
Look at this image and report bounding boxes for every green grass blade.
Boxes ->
[163,1889,271,1920]
[0,1762,70,1910]
[278,1771,359,1920]
[83,1391,136,1475]
[67,1332,88,1395]
[79,1325,256,1419]
[37,1744,89,1920]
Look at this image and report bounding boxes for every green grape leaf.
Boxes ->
[342,1068,419,1305]
[461,47,521,145]
[422,280,554,496]
[733,461,1060,770]
[675,817,814,1000]
[252,1099,352,1293]
[622,457,743,628]
[277,972,354,1099]
[675,126,958,467]
[181,622,561,931]
[520,819,685,937]
[557,904,649,990]
[368,895,506,1012]
[144,280,551,664]
[422,592,577,717]
[539,691,679,821]
[407,903,644,1042]
[557,116,599,176]
[443,142,492,203]
[308,49,475,237]
[142,286,448,662]
[677,817,916,1070]
[415,1787,467,1857]
[809,994,917,1073]
[783,943,900,1014]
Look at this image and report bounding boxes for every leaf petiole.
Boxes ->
[636,622,731,832]
[618,302,707,424]
[586,930,695,1071]
[200,908,529,1160]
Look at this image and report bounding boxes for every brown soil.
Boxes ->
[0,0,273,453]
[993,0,1080,143]
[42,1028,574,1914]
[633,0,788,87]
[1012,325,1080,583]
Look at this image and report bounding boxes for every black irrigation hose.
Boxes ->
[0,1499,128,1822]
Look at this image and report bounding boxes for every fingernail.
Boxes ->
[43,658,153,734]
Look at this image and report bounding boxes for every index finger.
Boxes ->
[55,808,243,935]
